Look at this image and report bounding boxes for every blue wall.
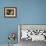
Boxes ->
[0,0,46,44]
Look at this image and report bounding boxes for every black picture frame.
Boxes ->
[4,7,17,18]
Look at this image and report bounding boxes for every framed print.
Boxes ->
[4,7,17,18]
[18,24,46,42]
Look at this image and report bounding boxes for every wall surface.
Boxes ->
[0,0,46,45]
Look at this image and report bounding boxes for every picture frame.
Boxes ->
[4,7,17,18]
[18,24,46,42]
